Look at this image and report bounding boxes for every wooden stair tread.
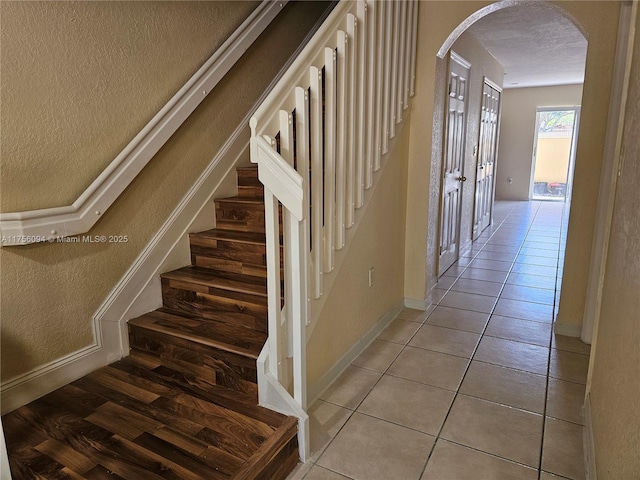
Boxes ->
[129,310,266,358]
[162,267,267,297]
[216,196,265,205]
[191,229,266,246]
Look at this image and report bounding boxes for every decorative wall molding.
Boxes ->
[0,1,287,246]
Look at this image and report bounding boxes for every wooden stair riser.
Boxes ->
[128,326,258,400]
[215,200,266,233]
[161,286,268,333]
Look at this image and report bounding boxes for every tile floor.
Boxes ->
[288,201,591,480]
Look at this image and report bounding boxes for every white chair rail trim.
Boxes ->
[0,0,287,246]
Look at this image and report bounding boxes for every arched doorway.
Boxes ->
[402,0,621,343]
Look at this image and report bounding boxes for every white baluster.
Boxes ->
[365,0,377,189]
[374,0,385,171]
[403,0,413,108]
[355,0,367,208]
[381,2,392,154]
[336,32,348,249]
[389,0,399,137]
[396,0,407,122]
[410,0,419,97]
[346,14,357,227]
[324,47,337,273]
[309,66,324,298]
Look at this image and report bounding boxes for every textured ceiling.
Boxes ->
[467,3,587,89]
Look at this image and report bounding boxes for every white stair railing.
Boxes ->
[250,0,418,460]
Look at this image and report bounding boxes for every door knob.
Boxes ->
[457,176,467,182]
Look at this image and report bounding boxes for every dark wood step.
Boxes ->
[215,196,267,233]
[2,358,298,480]
[128,311,261,398]
[190,229,267,278]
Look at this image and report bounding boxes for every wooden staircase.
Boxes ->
[2,166,300,480]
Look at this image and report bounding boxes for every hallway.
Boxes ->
[289,201,590,480]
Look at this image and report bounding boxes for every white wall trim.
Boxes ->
[0,1,287,246]
[404,297,428,311]
[554,322,582,338]
[584,392,598,480]
[307,301,403,405]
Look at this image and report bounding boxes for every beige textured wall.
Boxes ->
[404,1,620,330]
[0,1,331,382]
[495,85,583,200]
[449,31,504,253]
[0,1,258,212]
[307,115,410,388]
[587,10,640,478]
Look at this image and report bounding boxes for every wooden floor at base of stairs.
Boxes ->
[2,356,298,480]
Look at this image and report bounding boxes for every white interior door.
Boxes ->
[473,79,502,239]
[439,52,470,276]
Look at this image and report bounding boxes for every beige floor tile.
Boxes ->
[377,318,421,344]
[507,272,557,290]
[352,340,403,372]
[435,275,456,290]
[468,258,514,272]
[425,306,490,334]
[451,278,503,296]
[317,413,435,480]
[474,336,549,375]
[549,350,589,384]
[387,346,469,391]
[474,250,519,262]
[540,471,572,480]
[307,400,353,460]
[358,375,454,436]
[511,263,558,277]
[440,291,497,314]
[430,288,449,305]
[421,439,538,480]
[542,417,586,480]
[459,361,546,413]
[286,461,313,480]
[319,366,381,410]
[552,334,591,355]
[409,324,480,358]
[442,265,467,278]
[397,308,429,322]
[546,378,585,425]
[516,254,560,267]
[494,298,554,323]
[485,315,551,347]
[440,395,543,467]
[303,465,351,480]
[460,267,510,283]
[501,283,556,305]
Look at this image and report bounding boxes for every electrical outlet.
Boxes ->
[368,267,375,287]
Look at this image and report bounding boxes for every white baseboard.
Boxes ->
[1,319,121,414]
[404,297,427,311]
[584,392,597,480]
[307,301,404,405]
[554,322,583,337]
